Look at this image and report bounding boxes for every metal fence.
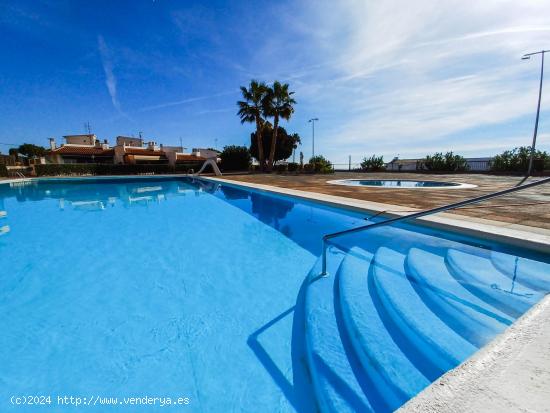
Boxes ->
[332,163,363,171]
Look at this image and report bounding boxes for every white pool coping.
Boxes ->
[326,178,478,189]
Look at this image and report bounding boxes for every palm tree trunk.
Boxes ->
[256,117,264,171]
[268,115,279,172]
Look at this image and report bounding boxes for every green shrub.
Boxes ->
[491,146,549,172]
[0,164,8,177]
[360,155,385,171]
[303,163,314,173]
[275,163,288,173]
[309,155,334,173]
[287,162,299,172]
[423,152,468,172]
[219,145,251,171]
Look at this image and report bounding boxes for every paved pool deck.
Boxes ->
[220,172,550,230]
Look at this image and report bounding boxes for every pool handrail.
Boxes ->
[320,176,550,276]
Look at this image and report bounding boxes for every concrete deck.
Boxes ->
[221,172,550,230]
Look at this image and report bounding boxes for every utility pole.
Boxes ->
[522,49,549,176]
[349,155,351,171]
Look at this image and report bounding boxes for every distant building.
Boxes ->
[47,134,206,167]
[385,156,493,172]
[115,136,143,147]
[48,134,114,164]
[191,148,220,159]
[385,157,421,171]
[464,157,493,171]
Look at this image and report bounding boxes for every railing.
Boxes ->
[320,176,550,276]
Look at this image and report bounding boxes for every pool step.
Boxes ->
[337,247,430,411]
[304,244,548,413]
[372,247,477,372]
[490,250,550,292]
[304,252,375,413]
[406,248,513,346]
[446,249,543,318]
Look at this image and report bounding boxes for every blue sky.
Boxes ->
[1,0,550,164]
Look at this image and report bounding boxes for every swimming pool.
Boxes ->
[0,177,548,412]
[327,179,477,189]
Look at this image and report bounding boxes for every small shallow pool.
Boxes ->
[327,179,477,189]
[0,176,547,412]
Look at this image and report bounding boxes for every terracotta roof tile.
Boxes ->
[51,147,114,156]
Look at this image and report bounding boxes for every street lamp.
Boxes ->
[308,118,319,159]
[522,49,549,176]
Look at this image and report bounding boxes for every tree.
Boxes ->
[361,155,385,171]
[491,146,549,172]
[219,145,251,171]
[8,148,18,161]
[309,155,333,173]
[423,152,468,171]
[237,80,269,171]
[249,124,301,164]
[18,143,46,158]
[263,81,296,172]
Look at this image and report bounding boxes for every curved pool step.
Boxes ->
[305,255,375,413]
[406,248,513,346]
[490,250,550,292]
[338,247,430,411]
[446,249,543,318]
[372,247,477,373]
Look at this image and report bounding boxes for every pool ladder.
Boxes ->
[320,176,550,276]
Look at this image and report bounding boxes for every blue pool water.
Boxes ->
[0,177,548,412]
[329,179,467,188]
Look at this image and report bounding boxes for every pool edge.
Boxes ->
[202,176,550,254]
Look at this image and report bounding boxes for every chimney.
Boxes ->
[49,138,56,150]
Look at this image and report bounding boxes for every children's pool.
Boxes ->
[0,177,547,412]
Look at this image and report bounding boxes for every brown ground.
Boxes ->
[221,172,550,229]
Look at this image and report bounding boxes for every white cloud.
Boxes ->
[97,35,122,113]
[267,0,550,162]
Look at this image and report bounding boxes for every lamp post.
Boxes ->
[308,118,319,159]
[522,50,549,176]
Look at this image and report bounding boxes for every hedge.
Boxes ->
[34,163,204,177]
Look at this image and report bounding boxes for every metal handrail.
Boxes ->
[320,176,550,276]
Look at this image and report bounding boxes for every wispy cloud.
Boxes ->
[138,91,235,112]
[97,35,122,113]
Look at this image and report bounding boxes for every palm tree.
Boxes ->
[237,80,268,171]
[263,81,296,172]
